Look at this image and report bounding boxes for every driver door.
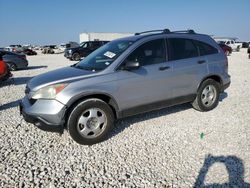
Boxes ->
[115,38,174,115]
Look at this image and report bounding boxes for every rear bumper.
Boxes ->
[222,82,230,92]
[17,60,28,69]
[19,96,66,133]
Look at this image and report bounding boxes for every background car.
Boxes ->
[0,52,12,81]
[64,41,109,61]
[22,48,37,55]
[0,50,28,71]
[42,45,57,54]
[218,43,232,56]
[7,45,23,52]
[242,42,250,48]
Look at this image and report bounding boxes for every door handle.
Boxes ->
[159,66,170,71]
[197,60,206,64]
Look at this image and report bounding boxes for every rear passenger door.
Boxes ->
[167,37,207,97]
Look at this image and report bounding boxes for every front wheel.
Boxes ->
[67,98,114,145]
[192,79,220,112]
[72,53,81,61]
[8,63,17,71]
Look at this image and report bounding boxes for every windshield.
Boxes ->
[74,40,134,71]
[80,42,88,48]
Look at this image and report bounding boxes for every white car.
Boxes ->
[216,39,241,51]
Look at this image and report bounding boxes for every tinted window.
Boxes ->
[168,38,198,61]
[195,41,218,56]
[91,42,101,48]
[126,39,166,66]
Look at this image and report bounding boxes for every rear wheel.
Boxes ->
[67,98,114,145]
[192,79,220,111]
[72,53,81,61]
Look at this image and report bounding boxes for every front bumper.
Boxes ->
[19,96,66,133]
[64,51,72,59]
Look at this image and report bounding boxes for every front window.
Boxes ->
[80,42,88,48]
[125,39,166,66]
[74,40,134,71]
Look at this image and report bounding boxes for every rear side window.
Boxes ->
[167,38,198,61]
[195,41,218,56]
[126,39,166,66]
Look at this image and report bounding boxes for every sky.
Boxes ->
[0,0,249,46]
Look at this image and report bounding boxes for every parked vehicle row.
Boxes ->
[20,29,231,145]
[216,39,241,52]
[0,50,28,71]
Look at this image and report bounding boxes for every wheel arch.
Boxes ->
[197,75,222,91]
[64,92,120,127]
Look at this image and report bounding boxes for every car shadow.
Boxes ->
[109,92,228,139]
[0,76,33,87]
[110,102,192,138]
[26,65,47,70]
[0,99,20,112]
[194,154,250,188]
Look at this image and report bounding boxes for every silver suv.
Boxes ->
[20,29,231,145]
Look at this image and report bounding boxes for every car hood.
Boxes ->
[27,66,95,91]
[66,46,81,51]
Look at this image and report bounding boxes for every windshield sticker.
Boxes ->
[104,51,116,58]
[105,62,110,66]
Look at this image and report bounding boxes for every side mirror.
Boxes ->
[124,61,140,70]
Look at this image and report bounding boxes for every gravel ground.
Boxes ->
[0,50,250,187]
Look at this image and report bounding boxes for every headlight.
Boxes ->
[31,83,67,99]
[68,49,72,53]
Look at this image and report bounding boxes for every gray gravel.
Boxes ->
[0,50,250,187]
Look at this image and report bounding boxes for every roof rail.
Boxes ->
[135,29,196,36]
[171,29,196,34]
[135,28,171,35]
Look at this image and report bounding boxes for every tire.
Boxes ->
[67,98,114,145]
[192,79,220,112]
[8,63,17,71]
[72,53,81,61]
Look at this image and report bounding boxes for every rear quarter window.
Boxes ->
[194,40,218,56]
